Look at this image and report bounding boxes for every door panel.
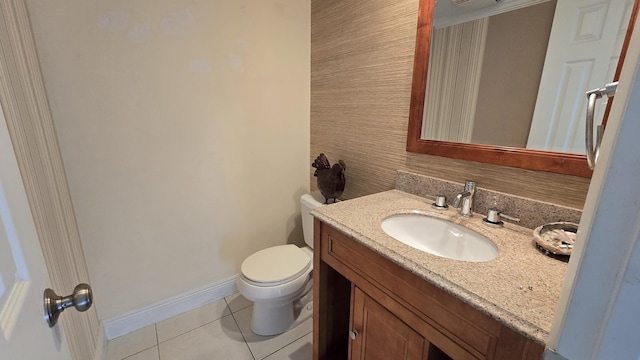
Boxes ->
[0,102,71,359]
[528,0,632,153]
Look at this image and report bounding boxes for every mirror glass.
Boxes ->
[422,0,634,155]
[407,0,640,177]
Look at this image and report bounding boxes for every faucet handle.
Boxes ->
[483,208,520,227]
[431,195,448,210]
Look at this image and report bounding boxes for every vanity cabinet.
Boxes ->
[350,285,454,360]
[313,219,544,360]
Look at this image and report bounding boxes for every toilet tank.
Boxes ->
[300,192,325,248]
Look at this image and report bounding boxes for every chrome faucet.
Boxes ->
[452,180,477,217]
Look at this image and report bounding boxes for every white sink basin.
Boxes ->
[381,214,498,262]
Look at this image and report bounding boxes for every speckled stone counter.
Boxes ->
[311,190,568,345]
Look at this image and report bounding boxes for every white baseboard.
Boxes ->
[102,275,238,340]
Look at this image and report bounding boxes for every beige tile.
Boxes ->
[158,314,253,360]
[262,332,312,360]
[233,306,312,360]
[123,346,159,360]
[107,325,157,360]
[225,292,253,313]
[156,298,230,342]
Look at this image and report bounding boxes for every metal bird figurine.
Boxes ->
[312,153,346,204]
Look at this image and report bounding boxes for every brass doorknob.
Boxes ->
[44,283,93,327]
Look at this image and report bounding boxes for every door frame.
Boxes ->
[0,1,102,359]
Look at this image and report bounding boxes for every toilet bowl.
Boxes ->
[236,191,325,336]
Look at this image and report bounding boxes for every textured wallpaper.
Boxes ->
[310,0,590,209]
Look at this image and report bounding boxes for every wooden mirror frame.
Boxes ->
[407,0,639,178]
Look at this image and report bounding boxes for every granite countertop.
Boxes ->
[311,189,568,344]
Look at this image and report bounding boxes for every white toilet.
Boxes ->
[236,191,325,336]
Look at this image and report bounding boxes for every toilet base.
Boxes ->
[249,279,314,336]
[250,300,296,336]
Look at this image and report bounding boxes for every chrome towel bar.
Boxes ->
[585,81,618,170]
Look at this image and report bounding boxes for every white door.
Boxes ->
[527,0,633,153]
[0,102,71,359]
[546,18,640,358]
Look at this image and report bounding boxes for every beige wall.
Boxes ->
[27,0,310,320]
[473,0,556,147]
[311,0,590,209]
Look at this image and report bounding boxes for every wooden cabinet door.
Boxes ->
[350,286,427,360]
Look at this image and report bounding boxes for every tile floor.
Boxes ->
[106,293,312,360]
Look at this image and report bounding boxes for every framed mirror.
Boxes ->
[407,0,639,177]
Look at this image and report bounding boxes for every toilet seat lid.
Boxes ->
[241,244,311,285]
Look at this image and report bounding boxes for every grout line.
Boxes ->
[224,295,256,358]
[259,330,313,360]
[156,313,233,345]
[120,345,157,360]
[225,293,253,314]
[223,295,231,311]
[229,310,256,360]
[155,299,232,345]
[155,324,161,360]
